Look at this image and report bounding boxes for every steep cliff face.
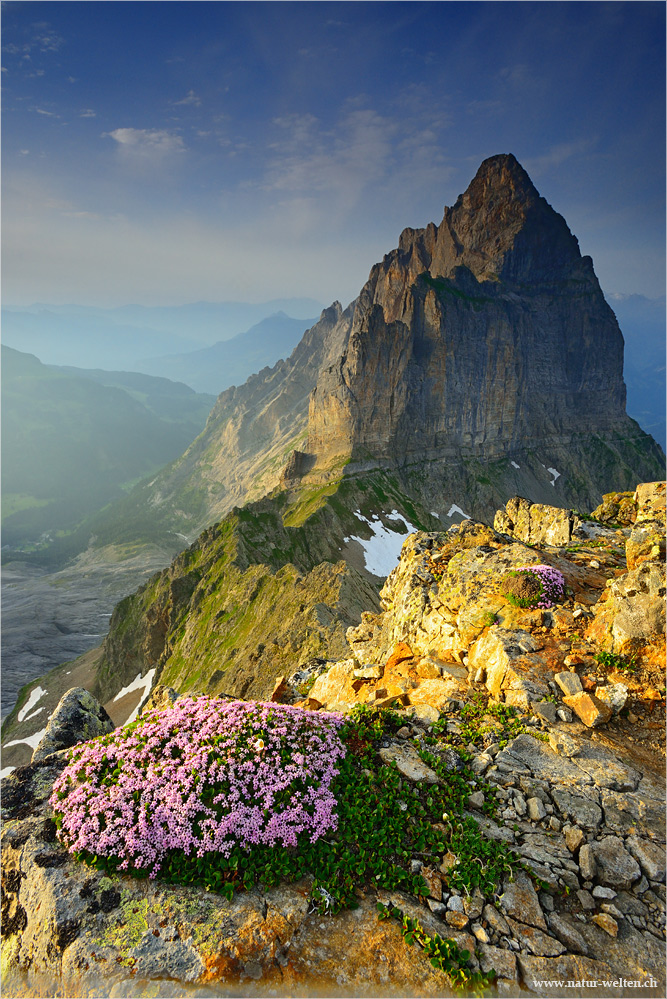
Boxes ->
[307,154,638,465]
[95,301,354,544]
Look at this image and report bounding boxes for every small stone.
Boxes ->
[578,844,597,881]
[547,913,589,955]
[420,866,443,900]
[592,886,617,900]
[500,871,547,930]
[439,852,458,874]
[534,701,558,724]
[352,663,384,680]
[555,671,583,696]
[549,817,561,832]
[471,923,490,944]
[548,730,580,757]
[483,903,510,936]
[474,667,486,684]
[463,891,485,920]
[445,910,470,930]
[539,893,555,912]
[564,825,585,854]
[627,711,639,724]
[591,913,618,937]
[468,791,485,810]
[591,837,641,890]
[471,755,491,775]
[527,797,547,821]
[397,726,411,739]
[447,895,465,912]
[600,903,623,919]
[594,683,628,715]
[426,899,447,916]
[410,859,422,874]
[626,836,667,883]
[556,706,574,723]
[589,559,601,569]
[563,691,613,728]
[576,890,596,911]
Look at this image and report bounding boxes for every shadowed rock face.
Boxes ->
[308,154,633,463]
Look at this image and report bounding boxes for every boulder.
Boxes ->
[634,481,666,524]
[31,688,114,762]
[493,496,578,546]
[378,744,440,784]
[562,691,612,728]
[586,561,666,656]
[590,489,637,526]
[626,520,666,570]
[468,628,549,707]
[590,837,641,890]
[499,870,547,930]
[626,836,666,882]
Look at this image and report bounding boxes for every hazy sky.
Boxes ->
[2,1,665,308]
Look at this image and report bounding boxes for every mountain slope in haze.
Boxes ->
[134,311,319,395]
[605,293,666,450]
[1,347,215,548]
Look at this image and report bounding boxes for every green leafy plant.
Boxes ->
[594,650,637,675]
[377,902,495,995]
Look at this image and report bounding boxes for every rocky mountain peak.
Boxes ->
[306,154,661,483]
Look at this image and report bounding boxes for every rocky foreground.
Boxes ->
[1,483,665,997]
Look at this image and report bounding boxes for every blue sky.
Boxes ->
[2,1,665,307]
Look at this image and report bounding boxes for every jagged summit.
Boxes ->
[306,154,647,473]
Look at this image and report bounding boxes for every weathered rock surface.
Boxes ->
[307,154,662,505]
[31,688,114,763]
[494,497,578,546]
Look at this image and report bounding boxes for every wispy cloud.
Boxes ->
[524,139,597,177]
[33,107,59,117]
[174,89,201,107]
[104,127,186,158]
[79,108,96,118]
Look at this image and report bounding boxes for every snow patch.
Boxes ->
[5,725,49,752]
[430,511,440,519]
[18,686,47,723]
[547,467,561,486]
[344,510,418,577]
[446,504,472,520]
[22,706,45,724]
[113,668,157,725]
[511,461,521,469]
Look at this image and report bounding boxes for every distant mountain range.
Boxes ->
[133,312,319,395]
[0,298,324,374]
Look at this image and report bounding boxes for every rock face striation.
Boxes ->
[307,154,644,470]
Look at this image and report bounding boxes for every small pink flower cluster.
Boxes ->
[50,696,346,877]
[514,564,566,608]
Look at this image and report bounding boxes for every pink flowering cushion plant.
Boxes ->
[501,564,565,609]
[50,696,345,878]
